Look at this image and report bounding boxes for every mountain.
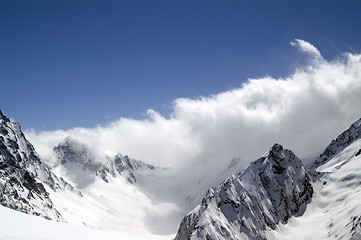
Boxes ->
[53,137,156,186]
[0,110,64,221]
[0,110,175,237]
[40,136,177,236]
[175,118,361,240]
[266,118,361,240]
[175,143,313,240]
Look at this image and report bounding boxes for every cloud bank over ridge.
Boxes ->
[26,40,361,176]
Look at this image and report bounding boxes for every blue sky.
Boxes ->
[1,0,360,131]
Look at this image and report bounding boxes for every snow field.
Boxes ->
[0,204,165,240]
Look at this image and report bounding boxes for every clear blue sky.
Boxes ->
[1,0,360,131]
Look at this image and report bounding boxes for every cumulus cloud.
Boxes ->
[25,39,361,178]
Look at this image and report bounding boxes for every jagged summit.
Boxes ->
[175,144,313,240]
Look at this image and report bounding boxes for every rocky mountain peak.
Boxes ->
[175,144,313,240]
[259,143,301,176]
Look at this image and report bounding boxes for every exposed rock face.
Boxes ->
[175,144,313,240]
[0,110,63,220]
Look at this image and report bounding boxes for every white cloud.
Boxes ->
[290,38,323,61]
[25,39,361,179]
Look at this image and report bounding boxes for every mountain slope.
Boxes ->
[175,143,313,240]
[0,110,63,220]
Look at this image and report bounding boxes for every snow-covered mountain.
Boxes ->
[0,110,176,237]
[47,136,180,236]
[175,143,313,240]
[0,110,72,221]
[175,118,361,240]
[266,118,361,240]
